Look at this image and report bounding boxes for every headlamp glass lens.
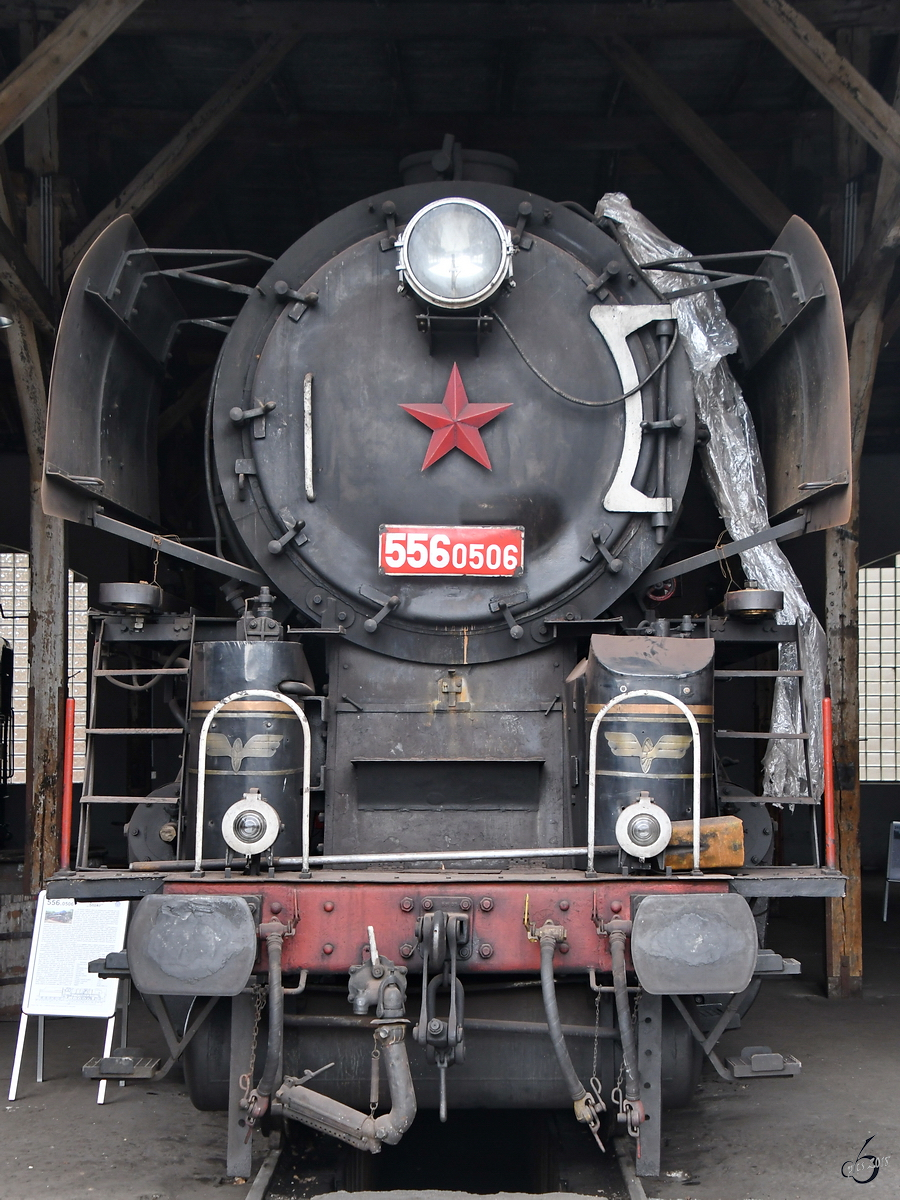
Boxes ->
[628,813,661,848]
[406,202,504,305]
[234,810,266,844]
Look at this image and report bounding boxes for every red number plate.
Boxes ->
[379,525,524,576]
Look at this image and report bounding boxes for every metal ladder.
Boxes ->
[75,615,196,869]
[712,621,820,863]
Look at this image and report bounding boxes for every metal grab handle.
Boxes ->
[193,688,312,876]
[587,688,702,873]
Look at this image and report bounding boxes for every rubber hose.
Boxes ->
[609,931,640,1101]
[539,935,587,1102]
[257,933,284,1099]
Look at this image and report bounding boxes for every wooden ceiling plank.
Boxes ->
[0,0,146,145]
[733,0,900,174]
[148,140,261,246]
[59,105,830,148]
[0,2,897,38]
[61,30,301,278]
[598,35,793,235]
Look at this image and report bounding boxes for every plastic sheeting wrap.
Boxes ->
[597,193,824,802]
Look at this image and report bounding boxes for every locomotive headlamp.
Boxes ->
[221,792,281,855]
[234,811,266,843]
[629,813,661,847]
[397,197,513,309]
[615,792,672,860]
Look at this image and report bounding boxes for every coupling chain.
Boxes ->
[589,985,606,1120]
[239,982,268,1109]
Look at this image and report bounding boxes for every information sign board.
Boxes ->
[22,892,128,1019]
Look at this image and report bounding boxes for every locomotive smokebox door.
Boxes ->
[211,181,698,664]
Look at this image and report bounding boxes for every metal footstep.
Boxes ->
[754,948,801,975]
[82,1046,160,1080]
[727,1044,801,1078]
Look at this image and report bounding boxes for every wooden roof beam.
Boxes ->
[62,30,301,278]
[597,36,793,236]
[733,0,900,174]
[147,141,261,246]
[0,0,145,146]
[0,2,898,38]
[59,106,830,148]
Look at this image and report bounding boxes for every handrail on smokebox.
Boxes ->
[193,688,313,875]
[586,688,702,873]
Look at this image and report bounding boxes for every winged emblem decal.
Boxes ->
[605,731,692,774]
[206,732,283,773]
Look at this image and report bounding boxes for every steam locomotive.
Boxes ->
[42,145,849,1179]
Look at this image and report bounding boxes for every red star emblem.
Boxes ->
[400,363,512,471]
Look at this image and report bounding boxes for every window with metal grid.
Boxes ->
[859,561,899,782]
[0,553,88,784]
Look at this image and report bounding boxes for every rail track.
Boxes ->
[247,1118,649,1200]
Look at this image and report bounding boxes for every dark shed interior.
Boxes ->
[0,1,897,1001]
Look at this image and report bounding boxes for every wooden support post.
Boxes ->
[732,0,900,174]
[823,67,900,998]
[824,300,882,996]
[0,0,145,146]
[0,86,65,891]
[62,31,302,277]
[7,308,66,895]
[598,35,793,234]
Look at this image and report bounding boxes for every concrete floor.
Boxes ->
[1,874,897,1200]
[646,880,899,1200]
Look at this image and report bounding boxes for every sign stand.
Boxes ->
[883,821,900,921]
[7,892,129,1104]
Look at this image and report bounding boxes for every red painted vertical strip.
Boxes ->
[60,696,75,870]
[822,695,837,870]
